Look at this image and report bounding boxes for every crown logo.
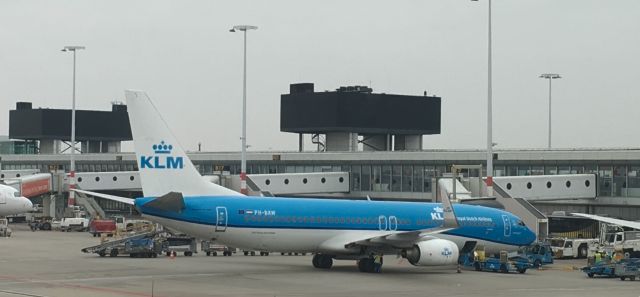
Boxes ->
[152,141,173,154]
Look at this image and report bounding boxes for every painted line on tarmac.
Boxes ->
[0,290,48,297]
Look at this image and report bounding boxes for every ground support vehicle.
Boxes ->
[607,231,640,258]
[29,216,53,231]
[124,238,163,258]
[581,261,617,278]
[0,218,12,237]
[81,231,158,258]
[520,242,554,268]
[460,250,532,274]
[89,219,117,237]
[242,249,270,256]
[162,236,197,257]
[60,217,90,232]
[615,259,640,281]
[201,241,235,256]
[549,237,598,259]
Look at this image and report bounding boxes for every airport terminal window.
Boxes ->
[545,166,557,175]
[381,165,391,192]
[361,165,371,191]
[351,165,361,191]
[559,166,571,175]
[372,166,383,191]
[614,166,626,196]
[392,165,401,192]
[413,165,423,192]
[570,166,583,174]
[531,166,544,175]
[518,166,530,176]
[401,165,413,192]
[494,166,506,177]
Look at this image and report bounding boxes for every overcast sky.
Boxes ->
[1,1,639,152]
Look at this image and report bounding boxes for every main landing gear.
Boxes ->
[357,257,376,273]
[312,254,333,269]
[357,255,382,273]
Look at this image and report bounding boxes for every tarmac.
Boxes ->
[0,224,638,297]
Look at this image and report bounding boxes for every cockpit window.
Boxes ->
[517,220,526,226]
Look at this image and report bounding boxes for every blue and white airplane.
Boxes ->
[77,90,536,272]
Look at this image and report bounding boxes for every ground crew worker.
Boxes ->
[373,254,383,273]
[595,251,601,263]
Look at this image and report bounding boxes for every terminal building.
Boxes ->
[2,84,640,223]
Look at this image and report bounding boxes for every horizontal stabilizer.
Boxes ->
[143,192,185,212]
[72,189,135,205]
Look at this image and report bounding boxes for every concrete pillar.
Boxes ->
[394,135,423,151]
[325,132,357,152]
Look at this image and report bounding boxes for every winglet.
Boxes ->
[441,190,459,228]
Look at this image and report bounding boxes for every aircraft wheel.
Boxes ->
[110,249,119,257]
[358,258,374,273]
[250,251,256,256]
[474,262,481,271]
[533,259,542,268]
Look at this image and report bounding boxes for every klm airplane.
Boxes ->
[77,90,536,273]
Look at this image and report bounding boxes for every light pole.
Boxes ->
[539,73,561,149]
[62,45,85,207]
[472,0,493,195]
[230,25,257,195]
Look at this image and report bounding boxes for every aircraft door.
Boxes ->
[0,191,6,204]
[502,215,511,237]
[216,207,227,232]
[378,215,387,231]
[388,216,398,231]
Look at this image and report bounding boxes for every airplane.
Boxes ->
[76,90,536,272]
[0,184,34,217]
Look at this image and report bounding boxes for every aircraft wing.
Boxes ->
[572,213,640,230]
[346,227,454,249]
[323,193,459,251]
[72,189,135,205]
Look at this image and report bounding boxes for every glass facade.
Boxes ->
[3,158,640,198]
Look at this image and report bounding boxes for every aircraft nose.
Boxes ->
[525,227,537,245]
[23,197,33,211]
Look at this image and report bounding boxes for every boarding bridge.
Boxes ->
[492,184,549,241]
[493,174,597,201]
[229,172,350,196]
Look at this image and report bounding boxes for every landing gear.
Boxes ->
[312,254,333,269]
[357,257,376,273]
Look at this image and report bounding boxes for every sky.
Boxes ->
[1,1,639,152]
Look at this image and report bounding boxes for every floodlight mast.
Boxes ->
[230,25,258,195]
[61,45,85,207]
[539,73,562,149]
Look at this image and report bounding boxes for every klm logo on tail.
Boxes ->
[140,141,184,169]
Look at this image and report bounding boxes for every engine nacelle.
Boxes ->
[404,239,459,266]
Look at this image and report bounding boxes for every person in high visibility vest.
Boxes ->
[373,254,383,273]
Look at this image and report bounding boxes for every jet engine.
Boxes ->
[403,239,459,266]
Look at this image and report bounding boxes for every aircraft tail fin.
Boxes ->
[124,90,242,197]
